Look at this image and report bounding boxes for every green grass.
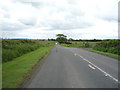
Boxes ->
[85,48,120,59]
[2,39,54,63]
[61,41,98,48]
[61,41,119,60]
[0,64,2,89]
[2,46,54,88]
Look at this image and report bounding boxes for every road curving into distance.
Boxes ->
[22,44,119,88]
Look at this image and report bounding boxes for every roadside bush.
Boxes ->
[84,42,90,48]
[2,49,19,62]
[65,42,72,44]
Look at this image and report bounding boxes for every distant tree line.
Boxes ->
[48,39,56,41]
[48,34,119,43]
[67,38,102,42]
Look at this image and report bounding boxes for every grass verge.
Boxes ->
[3,46,53,88]
[85,48,120,60]
[61,44,120,60]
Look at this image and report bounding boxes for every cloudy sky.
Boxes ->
[0,0,119,39]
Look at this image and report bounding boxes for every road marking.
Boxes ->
[73,53,119,83]
[88,64,95,70]
[65,48,119,83]
[74,53,77,56]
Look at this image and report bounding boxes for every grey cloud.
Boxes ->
[49,21,92,30]
[98,8,118,22]
[102,16,117,22]
[118,2,120,22]
[15,0,43,8]
[30,2,42,8]
[1,21,30,31]
[23,2,43,8]
[19,18,36,26]
[13,0,92,31]
[1,5,9,12]
[118,13,120,22]
[44,11,92,30]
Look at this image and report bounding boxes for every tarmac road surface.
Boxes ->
[22,45,119,88]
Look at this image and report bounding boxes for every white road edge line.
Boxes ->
[88,64,95,70]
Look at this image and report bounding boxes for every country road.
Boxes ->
[22,45,119,88]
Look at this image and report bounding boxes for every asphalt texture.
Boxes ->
[22,45,119,88]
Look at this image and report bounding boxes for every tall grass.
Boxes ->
[2,39,54,63]
[3,46,54,88]
[61,40,120,58]
[93,40,120,55]
[61,41,97,48]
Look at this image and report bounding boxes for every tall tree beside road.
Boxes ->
[56,34,67,44]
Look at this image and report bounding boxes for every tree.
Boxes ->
[56,34,67,44]
[48,38,56,41]
[68,38,74,41]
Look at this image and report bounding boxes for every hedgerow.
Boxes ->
[93,40,120,55]
[2,39,54,63]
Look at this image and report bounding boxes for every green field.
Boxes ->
[61,40,120,59]
[2,39,55,88]
[61,41,98,48]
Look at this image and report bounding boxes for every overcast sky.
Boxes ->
[0,0,119,39]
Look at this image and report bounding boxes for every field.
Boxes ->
[61,41,98,48]
[61,40,120,59]
[2,39,55,88]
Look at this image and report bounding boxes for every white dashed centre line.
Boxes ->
[72,52,118,83]
[88,64,95,70]
[65,48,119,83]
[74,53,77,56]
[78,54,118,83]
